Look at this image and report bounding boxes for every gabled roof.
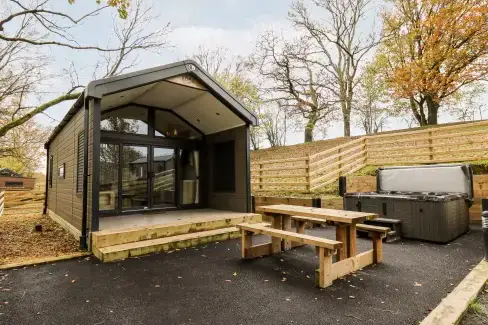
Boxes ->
[45,60,258,147]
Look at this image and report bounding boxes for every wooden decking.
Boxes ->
[93,209,262,262]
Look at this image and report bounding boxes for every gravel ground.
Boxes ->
[460,283,488,325]
[0,226,484,325]
[0,209,81,265]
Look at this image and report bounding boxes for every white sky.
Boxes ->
[32,0,486,146]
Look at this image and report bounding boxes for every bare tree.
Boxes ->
[261,102,288,147]
[191,45,264,149]
[251,31,337,143]
[0,0,171,141]
[354,64,389,134]
[289,0,380,137]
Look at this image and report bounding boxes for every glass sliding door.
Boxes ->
[152,147,176,208]
[180,149,199,205]
[99,143,119,211]
[121,145,149,210]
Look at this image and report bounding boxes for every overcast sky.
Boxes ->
[33,0,483,146]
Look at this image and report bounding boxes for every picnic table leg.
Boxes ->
[317,247,332,288]
[271,214,282,253]
[347,224,357,258]
[297,220,305,235]
[241,230,252,259]
[282,215,292,251]
[372,232,383,263]
[335,224,348,261]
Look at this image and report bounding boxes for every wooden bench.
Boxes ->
[356,224,390,263]
[237,223,342,288]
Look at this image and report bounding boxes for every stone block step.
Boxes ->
[92,213,261,249]
[95,226,240,262]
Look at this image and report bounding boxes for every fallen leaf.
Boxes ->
[71,280,76,283]
[85,300,90,303]
[177,276,182,279]
[337,297,342,300]
[225,280,232,283]
[280,259,284,262]
[233,272,237,277]
[155,285,160,288]
[201,255,206,258]
[281,277,287,282]
[264,280,269,282]
[349,296,355,299]
[285,298,291,302]
[414,282,423,287]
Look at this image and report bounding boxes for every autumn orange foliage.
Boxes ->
[379,0,488,125]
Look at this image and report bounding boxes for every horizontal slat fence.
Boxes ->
[0,191,4,216]
[251,120,488,193]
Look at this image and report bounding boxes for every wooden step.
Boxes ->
[92,213,262,249]
[94,227,240,262]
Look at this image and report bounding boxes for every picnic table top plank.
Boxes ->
[255,204,377,224]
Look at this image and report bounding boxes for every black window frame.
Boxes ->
[76,131,84,193]
[213,140,235,193]
[49,155,53,187]
[58,163,65,179]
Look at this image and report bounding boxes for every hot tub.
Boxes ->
[343,164,474,243]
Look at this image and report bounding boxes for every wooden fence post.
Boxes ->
[428,131,434,162]
[306,156,311,192]
[259,163,263,190]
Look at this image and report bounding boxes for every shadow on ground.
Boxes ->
[0,226,484,325]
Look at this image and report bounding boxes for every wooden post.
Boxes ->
[305,156,311,192]
[282,215,292,251]
[335,224,348,261]
[271,214,282,253]
[241,230,253,259]
[318,247,333,288]
[297,220,305,234]
[347,224,357,258]
[259,163,264,190]
[372,232,383,264]
[428,131,434,162]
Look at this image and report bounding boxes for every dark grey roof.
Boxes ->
[0,168,22,177]
[45,60,258,147]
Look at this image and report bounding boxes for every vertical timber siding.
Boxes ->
[205,126,248,212]
[47,108,89,234]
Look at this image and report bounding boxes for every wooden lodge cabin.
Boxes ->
[44,60,259,255]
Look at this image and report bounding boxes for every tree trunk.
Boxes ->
[304,114,317,143]
[341,100,351,137]
[425,95,439,125]
[304,124,314,142]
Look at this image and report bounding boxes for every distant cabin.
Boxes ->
[0,168,36,190]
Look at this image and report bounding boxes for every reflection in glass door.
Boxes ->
[152,147,176,207]
[122,145,148,210]
[180,149,199,205]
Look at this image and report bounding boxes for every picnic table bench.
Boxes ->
[237,205,389,288]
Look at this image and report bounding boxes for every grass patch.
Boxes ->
[468,298,485,315]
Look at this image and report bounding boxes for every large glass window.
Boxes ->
[152,147,176,207]
[122,145,148,210]
[101,106,148,135]
[154,110,201,139]
[100,143,119,211]
[181,149,199,204]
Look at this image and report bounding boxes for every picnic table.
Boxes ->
[256,204,377,260]
[238,204,387,288]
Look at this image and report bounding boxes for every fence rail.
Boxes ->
[0,191,4,216]
[251,120,488,193]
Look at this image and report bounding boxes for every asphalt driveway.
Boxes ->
[0,226,484,325]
